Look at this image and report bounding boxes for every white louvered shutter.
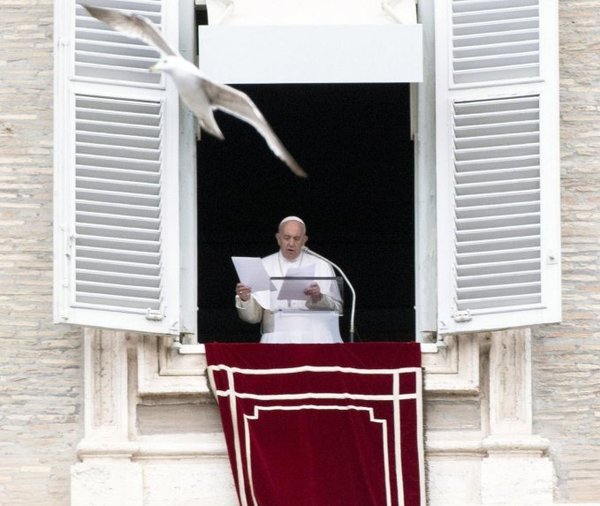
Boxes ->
[54,0,182,334]
[435,0,560,334]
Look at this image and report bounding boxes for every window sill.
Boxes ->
[175,342,441,355]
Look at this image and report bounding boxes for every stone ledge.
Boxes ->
[77,435,228,460]
[482,435,551,456]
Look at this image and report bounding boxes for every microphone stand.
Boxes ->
[303,247,356,343]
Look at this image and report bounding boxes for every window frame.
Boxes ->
[54,0,560,340]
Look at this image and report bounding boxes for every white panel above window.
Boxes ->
[198,24,423,84]
[205,0,417,25]
[200,0,420,84]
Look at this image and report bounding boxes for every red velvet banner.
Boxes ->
[206,343,424,506]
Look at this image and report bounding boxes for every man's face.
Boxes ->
[276,221,307,261]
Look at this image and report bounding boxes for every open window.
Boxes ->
[54,0,560,342]
[196,82,416,342]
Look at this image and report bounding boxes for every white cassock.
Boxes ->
[235,251,343,343]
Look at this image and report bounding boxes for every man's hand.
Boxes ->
[304,282,322,303]
[236,283,252,302]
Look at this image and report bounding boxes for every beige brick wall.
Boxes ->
[532,1,600,503]
[0,2,83,505]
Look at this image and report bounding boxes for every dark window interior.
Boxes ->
[196,83,415,342]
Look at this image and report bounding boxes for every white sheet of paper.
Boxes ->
[231,257,274,291]
[277,264,316,300]
[232,257,275,309]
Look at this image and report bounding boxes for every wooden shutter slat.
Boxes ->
[455,156,540,173]
[76,132,161,150]
[76,166,160,183]
[75,50,156,69]
[77,234,160,252]
[76,258,160,276]
[76,176,160,194]
[456,179,540,196]
[454,39,538,58]
[75,293,161,311]
[77,119,160,137]
[456,249,541,266]
[456,235,540,254]
[75,211,160,230]
[456,201,539,219]
[76,145,160,162]
[457,258,540,276]
[455,189,540,207]
[457,270,541,288]
[456,295,541,311]
[76,155,160,172]
[77,268,160,286]
[457,226,540,243]
[76,223,160,242]
[76,245,160,263]
[453,28,539,48]
[453,1,538,13]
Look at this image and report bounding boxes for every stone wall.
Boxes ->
[531,1,600,503]
[0,2,83,505]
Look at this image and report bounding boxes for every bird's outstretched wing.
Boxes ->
[82,4,307,178]
[82,5,178,57]
[202,79,308,178]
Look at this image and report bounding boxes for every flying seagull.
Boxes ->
[82,5,307,178]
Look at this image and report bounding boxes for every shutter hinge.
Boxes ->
[145,309,165,321]
[452,309,472,322]
[65,232,74,259]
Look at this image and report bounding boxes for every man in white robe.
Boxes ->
[235,216,343,343]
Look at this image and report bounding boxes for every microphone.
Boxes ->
[302,246,357,343]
